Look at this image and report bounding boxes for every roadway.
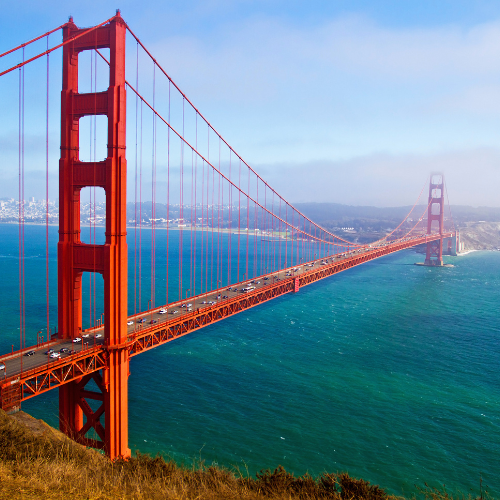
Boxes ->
[0,235,436,380]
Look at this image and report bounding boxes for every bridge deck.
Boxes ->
[0,233,453,410]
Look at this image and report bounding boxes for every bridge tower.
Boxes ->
[58,13,130,459]
[424,173,445,266]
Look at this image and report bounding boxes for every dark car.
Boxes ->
[60,348,71,354]
[222,295,228,299]
[24,350,35,356]
[137,318,147,323]
[44,349,54,355]
[149,319,157,324]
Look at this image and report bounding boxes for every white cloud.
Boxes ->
[149,14,500,103]
[433,83,500,114]
[312,16,500,80]
[140,13,500,177]
[255,148,500,207]
[4,8,500,207]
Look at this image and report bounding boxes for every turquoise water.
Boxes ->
[1,223,499,497]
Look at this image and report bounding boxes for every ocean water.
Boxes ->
[1,223,499,497]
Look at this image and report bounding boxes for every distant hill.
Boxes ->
[294,203,500,225]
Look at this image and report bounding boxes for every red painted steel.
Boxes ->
[1,345,107,413]
[425,174,445,266]
[57,12,130,460]
[1,233,454,434]
[0,16,458,462]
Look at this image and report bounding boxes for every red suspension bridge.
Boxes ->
[0,13,456,459]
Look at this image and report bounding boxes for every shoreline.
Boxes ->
[456,249,478,256]
[1,222,499,252]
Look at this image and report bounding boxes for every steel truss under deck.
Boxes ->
[1,232,452,413]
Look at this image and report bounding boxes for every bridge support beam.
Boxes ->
[424,174,445,266]
[58,13,130,459]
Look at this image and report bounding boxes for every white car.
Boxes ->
[95,334,103,339]
[158,309,167,314]
[50,352,60,359]
[127,320,134,325]
[82,334,90,338]
[171,310,179,314]
[72,337,82,343]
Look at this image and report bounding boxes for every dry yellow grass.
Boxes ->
[0,409,490,500]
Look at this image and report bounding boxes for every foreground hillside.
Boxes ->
[0,409,488,500]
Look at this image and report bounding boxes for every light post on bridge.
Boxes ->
[185,289,190,311]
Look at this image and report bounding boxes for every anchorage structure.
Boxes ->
[424,174,445,266]
[58,13,130,458]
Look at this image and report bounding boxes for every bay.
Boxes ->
[0,223,498,497]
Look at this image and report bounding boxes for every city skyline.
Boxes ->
[1,1,500,207]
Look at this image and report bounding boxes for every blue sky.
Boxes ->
[1,0,500,206]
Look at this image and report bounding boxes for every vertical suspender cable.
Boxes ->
[200,158,204,296]
[45,35,50,340]
[190,149,194,295]
[254,178,258,277]
[92,46,97,330]
[246,169,249,279]
[228,151,232,285]
[285,204,288,269]
[166,80,171,307]
[18,49,25,366]
[193,120,197,298]
[206,129,209,294]
[211,164,215,291]
[237,160,241,282]
[179,98,184,301]
[278,196,281,272]
[205,153,209,294]
[139,99,143,312]
[217,139,221,288]
[151,64,156,308]
[134,42,139,322]
[89,51,93,329]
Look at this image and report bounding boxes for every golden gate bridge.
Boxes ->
[0,12,456,459]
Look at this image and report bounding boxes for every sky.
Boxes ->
[1,0,500,207]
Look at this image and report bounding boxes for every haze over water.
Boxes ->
[0,224,498,497]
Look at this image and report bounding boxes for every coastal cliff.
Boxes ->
[459,222,500,251]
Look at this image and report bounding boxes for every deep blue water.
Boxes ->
[1,223,499,497]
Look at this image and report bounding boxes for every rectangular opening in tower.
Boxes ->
[78,115,108,163]
[80,186,106,245]
[81,271,104,331]
[431,174,443,185]
[77,49,110,94]
[431,203,441,215]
